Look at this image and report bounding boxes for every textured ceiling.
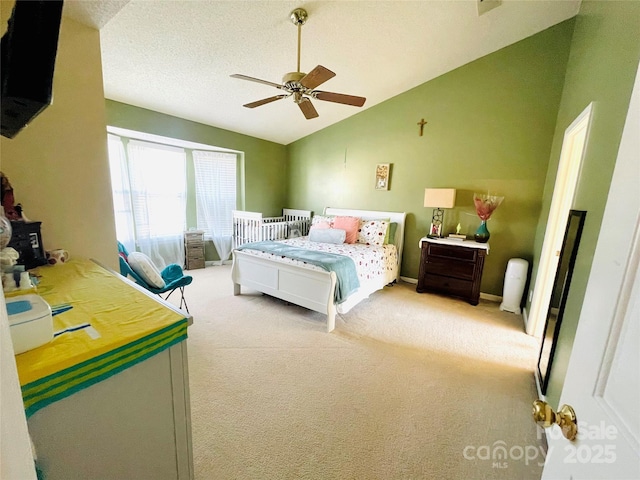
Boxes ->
[66,1,580,145]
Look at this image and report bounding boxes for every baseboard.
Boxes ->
[400,276,417,284]
[205,260,232,267]
[480,292,502,303]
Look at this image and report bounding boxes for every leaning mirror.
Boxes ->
[537,209,587,395]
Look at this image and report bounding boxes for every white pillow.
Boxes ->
[309,228,346,244]
[127,252,166,289]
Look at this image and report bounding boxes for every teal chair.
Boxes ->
[117,242,193,313]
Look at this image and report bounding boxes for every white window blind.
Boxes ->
[193,150,236,262]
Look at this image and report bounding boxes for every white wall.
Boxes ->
[0,292,37,479]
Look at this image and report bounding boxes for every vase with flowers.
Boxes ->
[473,193,504,243]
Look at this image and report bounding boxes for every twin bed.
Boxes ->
[231,208,406,332]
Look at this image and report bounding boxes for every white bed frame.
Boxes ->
[231,208,406,332]
[232,208,312,249]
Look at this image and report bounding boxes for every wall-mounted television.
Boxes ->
[1,0,64,139]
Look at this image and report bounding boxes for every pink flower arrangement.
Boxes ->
[473,193,504,221]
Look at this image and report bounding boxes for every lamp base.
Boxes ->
[429,208,444,238]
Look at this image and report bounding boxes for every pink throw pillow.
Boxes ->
[310,221,331,230]
[333,216,360,244]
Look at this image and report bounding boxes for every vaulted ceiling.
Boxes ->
[64,1,580,145]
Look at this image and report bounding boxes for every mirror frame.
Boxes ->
[537,209,587,395]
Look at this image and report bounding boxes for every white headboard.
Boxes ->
[324,207,407,282]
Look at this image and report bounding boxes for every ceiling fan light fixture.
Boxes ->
[230,6,366,119]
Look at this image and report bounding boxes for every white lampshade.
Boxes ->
[424,188,456,208]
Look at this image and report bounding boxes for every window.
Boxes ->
[107,131,239,266]
[193,150,237,238]
[127,140,187,239]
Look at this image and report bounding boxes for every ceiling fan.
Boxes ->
[230,8,366,119]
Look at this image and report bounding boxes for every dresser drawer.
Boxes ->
[424,257,476,281]
[186,245,204,255]
[426,243,477,262]
[421,274,473,300]
[185,231,204,242]
[186,257,205,270]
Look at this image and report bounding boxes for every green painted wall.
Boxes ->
[105,100,288,216]
[286,20,575,295]
[532,1,640,408]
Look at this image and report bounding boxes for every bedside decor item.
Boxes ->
[424,188,456,238]
[375,163,390,190]
[473,193,504,243]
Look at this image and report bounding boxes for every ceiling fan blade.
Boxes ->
[298,98,319,119]
[243,95,288,108]
[314,91,366,107]
[230,74,285,90]
[299,65,336,90]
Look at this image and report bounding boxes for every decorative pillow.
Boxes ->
[311,215,334,227]
[387,222,398,245]
[309,221,331,231]
[357,220,389,246]
[287,222,302,239]
[309,228,346,244]
[127,252,166,289]
[333,216,360,244]
[365,217,391,243]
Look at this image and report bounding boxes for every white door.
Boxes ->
[541,62,640,479]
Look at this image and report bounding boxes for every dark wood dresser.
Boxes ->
[416,237,489,305]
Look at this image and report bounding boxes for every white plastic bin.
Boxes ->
[500,258,529,314]
[7,294,53,354]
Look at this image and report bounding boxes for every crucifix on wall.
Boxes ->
[417,118,427,136]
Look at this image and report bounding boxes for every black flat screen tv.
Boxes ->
[1,0,64,139]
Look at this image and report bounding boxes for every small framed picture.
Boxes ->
[429,223,442,237]
[375,163,390,190]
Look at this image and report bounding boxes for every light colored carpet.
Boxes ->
[173,265,544,480]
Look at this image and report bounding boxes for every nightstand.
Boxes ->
[184,230,205,270]
[416,237,489,305]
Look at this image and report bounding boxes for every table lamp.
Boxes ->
[424,188,456,238]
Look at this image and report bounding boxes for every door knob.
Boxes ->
[532,399,578,441]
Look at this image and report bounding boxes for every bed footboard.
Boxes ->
[231,250,338,332]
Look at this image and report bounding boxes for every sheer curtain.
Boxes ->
[126,140,187,268]
[107,136,187,269]
[107,134,136,254]
[193,150,236,264]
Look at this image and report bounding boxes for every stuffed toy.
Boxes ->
[1,171,23,221]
